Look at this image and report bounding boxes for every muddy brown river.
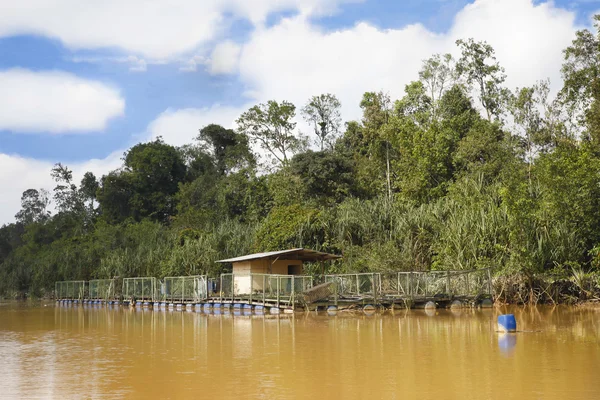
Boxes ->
[0,303,598,399]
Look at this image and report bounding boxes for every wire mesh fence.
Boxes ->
[218,273,313,307]
[55,281,86,300]
[54,268,492,307]
[122,277,159,302]
[163,275,208,303]
[88,279,118,301]
[379,269,492,298]
[324,273,381,301]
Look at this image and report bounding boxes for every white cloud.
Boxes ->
[0,0,361,60]
[71,55,148,72]
[147,105,247,147]
[179,56,208,73]
[0,151,123,225]
[144,0,584,165]
[0,0,587,225]
[237,0,579,122]
[208,41,242,75]
[0,69,124,133]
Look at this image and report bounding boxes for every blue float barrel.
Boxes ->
[497,314,517,332]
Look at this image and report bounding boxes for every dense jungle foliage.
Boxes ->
[3,19,600,303]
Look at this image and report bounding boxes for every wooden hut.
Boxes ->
[216,248,341,275]
[216,248,341,296]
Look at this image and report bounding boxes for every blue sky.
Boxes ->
[0,0,597,223]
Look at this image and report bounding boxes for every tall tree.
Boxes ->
[51,163,83,214]
[456,39,507,122]
[418,53,458,121]
[509,81,556,182]
[237,100,306,168]
[14,189,50,225]
[124,138,187,222]
[560,15,600,145]
[301,94,342,151]
[196,124,255,175]
[80,172,99,212]
[360,91,393,200]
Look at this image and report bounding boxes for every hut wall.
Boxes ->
[231,258,304,294]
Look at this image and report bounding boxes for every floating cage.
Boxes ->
[325,273,381,300]
[88,279,119,301]
[163,275,208,303]
[122,277,159,302]
[55,280,86,300]
[219,273,313,308]
[379,269,493,298]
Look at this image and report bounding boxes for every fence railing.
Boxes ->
[163,275,207,303]
[122,277,159,302]
[324,273,381,303]
[55,269,491,306]
[55,280,87,300]
[219,273,313,308]
[379,269,492,298]
[88,279,118,301]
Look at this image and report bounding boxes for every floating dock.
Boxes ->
[54,268,493,311]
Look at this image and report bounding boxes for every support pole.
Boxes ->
[291,275,295,311]
[277,277,280,308]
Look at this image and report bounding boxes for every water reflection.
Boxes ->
[0,304,598,399]
[498,333,517,355]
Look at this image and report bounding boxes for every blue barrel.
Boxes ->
[497,314,517,332]
[213,303,221,308]
[233,303,242,309]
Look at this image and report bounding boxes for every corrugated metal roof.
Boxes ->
[216,248,342,263]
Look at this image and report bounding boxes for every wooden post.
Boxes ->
[446,271,450,295]
[372,273,377,305]
[262,275,266,306]
[291,275,295,311]
[276,276,280,308]
[356,274,360,296]
[249,274,253,305]
[335,278,339,306]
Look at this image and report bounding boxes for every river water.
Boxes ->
[0,303,598,399]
